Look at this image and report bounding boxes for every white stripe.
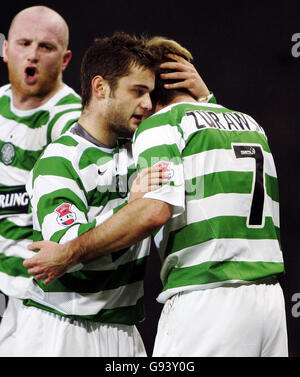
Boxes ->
[81,158,115,192]
[41,207,87,240]
[0,213,32,227]
[0,272,33,299]
[26,280,144,315]
[39,142,77,160]
[0,162,29,186]
[169,195,280,229]
[151,102,224,118]
[7,84,80,117]
[133,124,184,165]
[88,198,126,224]
[82,238,151,271]
[50,110,81,141]
[0,236,34,258]
[32,174,87,208]
[183,148,277,180]
[60,224,80,244]
[166,238,283,270]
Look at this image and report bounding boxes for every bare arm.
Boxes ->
[24,168,171,285]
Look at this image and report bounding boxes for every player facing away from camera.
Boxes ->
[0,5,81,339]
[140,37,288,356]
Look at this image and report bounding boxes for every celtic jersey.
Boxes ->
[132,101,284,303]
[0,84,82,299]
[25,124,150,325]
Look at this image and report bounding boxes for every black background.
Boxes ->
[0,0,299,357]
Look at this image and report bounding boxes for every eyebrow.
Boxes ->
[132,84,153,91]
[16,38,56,47]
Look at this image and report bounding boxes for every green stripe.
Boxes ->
[0,140,43,171]
[265,174,279,202]
[0,254,31,278]
[34,256,148,293]
[54,135,79,147]
[0,95,50,128]
[162,261,284,292]
[136,103,263,139]
[186,171,253,200]
[183,128,270,155]
[186,171,278,202]
[137,144,181,170]
[46,108,81,144]
[61,118,78,135]
[0,219,32,241]
[33,155,80,183]
[37,188,87,228]
[166,216,280,256]
[79,148,113,170]
[55,93,81,106]
[23,296,145,325]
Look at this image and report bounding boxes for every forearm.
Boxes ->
[65,198,172,265]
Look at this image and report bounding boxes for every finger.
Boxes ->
[27,266,45,276]
[148,184,163,192]
[44,276,56,285]
[160,61,191,72]
[23,257,39,268]
[27,242,43,251]
[165,53,190,64]
[33,273,48,281]
[161,71,191,80]
[164,80,194,90]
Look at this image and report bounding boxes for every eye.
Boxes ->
[134,89,146,97]
[40,43,55,51]
[18,40,31,47]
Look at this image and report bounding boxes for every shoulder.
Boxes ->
[0,84,11,97]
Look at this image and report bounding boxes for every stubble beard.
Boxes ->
[8,62,62,100]
[106,99,135,140]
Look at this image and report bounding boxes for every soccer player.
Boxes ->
[0,32,161,357]
[0,5,81,336]
[25,36,288,357]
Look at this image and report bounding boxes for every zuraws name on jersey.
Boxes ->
[0,185,29,215]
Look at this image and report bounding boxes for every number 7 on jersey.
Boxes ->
[232,144,265,228]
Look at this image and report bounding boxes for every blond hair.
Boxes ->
[146,36,193,63]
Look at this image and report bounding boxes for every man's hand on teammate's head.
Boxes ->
[160,53,210,100]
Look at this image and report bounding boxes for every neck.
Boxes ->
[11,81,64,111]
[78,109,118,148]
[156,94,197,112]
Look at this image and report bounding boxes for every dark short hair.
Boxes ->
[80,32,158,108]
[146,36,193,107]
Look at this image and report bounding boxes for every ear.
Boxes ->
[91,75,109,100]
[2,40,8,63]
[61,50,72,71]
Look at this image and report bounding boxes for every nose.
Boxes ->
[27,44,39,63]
[140,93,153,112]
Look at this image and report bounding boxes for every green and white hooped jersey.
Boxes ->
[0,84,82,299]
[25,126,150,325]
[132,102,284,304]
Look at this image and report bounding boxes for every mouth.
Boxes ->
[24,66,38,84]
[132,114,144,124]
